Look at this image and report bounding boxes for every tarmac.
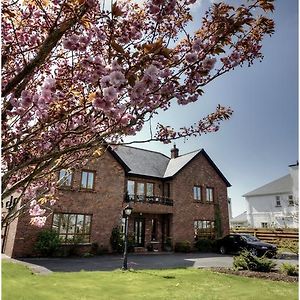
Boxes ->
[3,252,298,274]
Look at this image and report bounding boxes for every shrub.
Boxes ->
[233,250,276,272]
[34,229,61,257]
[277,239,298,254]
[110,226,124,253]
[82,252,94,258]
[280,263,299,276]
[194,239,216,252]
[174,241,191,253]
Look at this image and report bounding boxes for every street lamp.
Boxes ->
[122,204,133,270]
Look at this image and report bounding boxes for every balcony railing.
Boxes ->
[125,194,173,206]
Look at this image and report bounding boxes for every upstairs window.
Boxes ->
[136,182,145,201]
[127,180,135,200]
[81,171,95,190]
[146,183,154,198]
[206,187,214,202]
[193,186,202,201]
[58,169,73,187]
[127,180,155,202]
[275,196,281,207]
[288,195,294,206]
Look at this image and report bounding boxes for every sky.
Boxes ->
[125,0,298,217]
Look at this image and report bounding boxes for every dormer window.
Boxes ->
[275,196,281,207]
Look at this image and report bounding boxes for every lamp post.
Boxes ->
[122,204,133,270]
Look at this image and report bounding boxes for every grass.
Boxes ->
[2,261,298,300]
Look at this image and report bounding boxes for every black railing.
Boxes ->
[125,194,173,206]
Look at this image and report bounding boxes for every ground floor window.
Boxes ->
[52,213,92,243]
[194,220,215,240]
[261,222,268,228]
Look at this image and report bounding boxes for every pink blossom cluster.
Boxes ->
[63,34,91,51]
[29,203,46,217]
[30,216,47,228]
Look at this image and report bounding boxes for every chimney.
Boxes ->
[171,144,179,159]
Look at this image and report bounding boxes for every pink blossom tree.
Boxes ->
[2,0,275,227]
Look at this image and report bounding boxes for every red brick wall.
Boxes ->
[11,150,126,257]
[171,153,229,245]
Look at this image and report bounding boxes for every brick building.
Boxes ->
[3,145,231,257]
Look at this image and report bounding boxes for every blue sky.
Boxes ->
[126,1,298,217]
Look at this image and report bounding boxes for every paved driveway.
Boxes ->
[20,253,298,272]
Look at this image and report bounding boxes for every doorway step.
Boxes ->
[133,247,147,253]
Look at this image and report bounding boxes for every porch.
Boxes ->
[127,212,172,252]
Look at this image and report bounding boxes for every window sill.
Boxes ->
[275,205,282,207]
[150,241,160,244]
[57,186,74,191]
[193,201,214,204]
[60,243,92,246]
[78,189,96,193]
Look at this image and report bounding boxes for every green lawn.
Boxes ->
[2,261,298,300]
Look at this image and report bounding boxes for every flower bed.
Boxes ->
[210,267,298,283]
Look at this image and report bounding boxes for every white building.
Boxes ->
[243,163,298,229]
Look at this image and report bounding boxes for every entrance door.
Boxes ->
[134,218,145,247]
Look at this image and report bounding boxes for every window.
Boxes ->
[127,180,135,200]
[136,182,145,201]
[126,180,155,202]
[81,171,95,190]
[58,169,73,187]
[288,195,294,206]
[146,183,154,198]
[261,222,268,228]
[151,219,158,241]
[194,220,215,240]
[193,186,202,201]
[206,187,214,202]
[275,196,281,207]
[52,213,92,243]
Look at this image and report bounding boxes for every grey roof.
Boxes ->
[164,150,200,177]
[111,145,231,186]
[243,174,292,197]
[231,211,248,223]
[113,146,169,178]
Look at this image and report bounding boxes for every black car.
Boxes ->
[217,234,277,257]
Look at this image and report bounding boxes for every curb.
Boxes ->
[2,254,52,275]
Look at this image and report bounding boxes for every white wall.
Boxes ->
[246,193,298,228]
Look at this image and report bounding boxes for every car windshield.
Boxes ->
[241,235,260,242]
